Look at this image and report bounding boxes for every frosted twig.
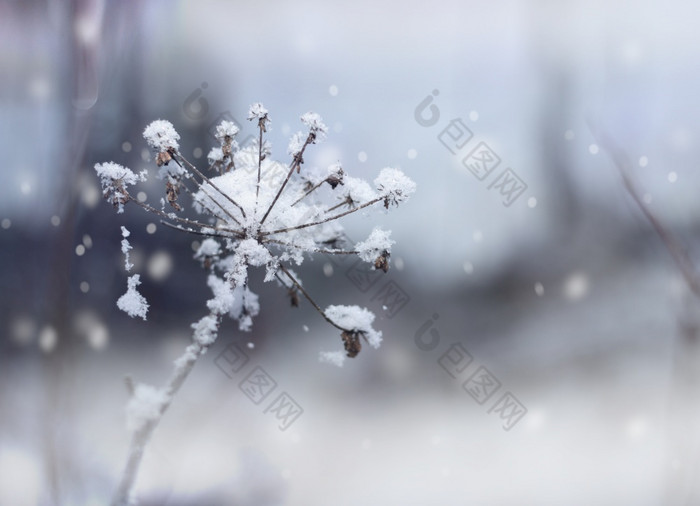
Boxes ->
[263,196,384,236]
[111,319,219,506]
[259,132,315,226]
[175,152,247,219]
[592,127,700,296]
[277,263,350,332]
[263,237,356,256]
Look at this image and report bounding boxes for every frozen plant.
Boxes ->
[96,103,415,505]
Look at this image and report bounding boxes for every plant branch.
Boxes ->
[291,180,325,207]
[263,237,356,255]
[592,126,700,296]
[325,197,352,214]
[160,220,241,239]
[255,122,264,209]
[277,263,349,332]
[259,132,315,226]
[111,315,221,506]
[175,151,247,219]
[263,196,384,237]
[130,196,225,232]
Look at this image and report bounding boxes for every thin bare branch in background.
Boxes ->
[591,126,700,296]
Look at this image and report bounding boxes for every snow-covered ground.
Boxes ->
[2,255,696,505]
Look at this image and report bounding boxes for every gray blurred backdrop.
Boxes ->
[2,0,700,504]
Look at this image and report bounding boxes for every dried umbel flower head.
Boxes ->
[94,162,147,213]
[95,103,416,367]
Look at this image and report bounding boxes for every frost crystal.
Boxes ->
[143,120,180,152]
[126,384,169,432]
[117,275,149,320]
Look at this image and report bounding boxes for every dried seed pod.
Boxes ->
[342,330,362,358]
[156,151,172,167]
[165,181,182,211]
[289,288,300,307]
[326,167,345,189]
[374,251,390,273]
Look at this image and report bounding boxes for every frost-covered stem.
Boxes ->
[171,157,243,227]
[277,263,349,332]
[290,180,325,207]
[594,129,700,296]
[175,152,247,219]
[263,238,356,256]
[227,153,236,173]
[264,196,384,236]
[160,220,242,239]
[255,122,263,206]
[170,157,242,226]
[325,197,352,214]
[259,133,315,226]
[131,197,237,234]
[111,320,219,506]
[197,184,245,227]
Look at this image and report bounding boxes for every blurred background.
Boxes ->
[3,0,700,504]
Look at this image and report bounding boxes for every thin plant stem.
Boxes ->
[175,152,247,219]
[130,196,236,234]
[263,237,356,256]
[160,220,241,239]
[325,197,352,214]
[111,315,221,506]
[255,123,263,209]
[291,180,325,207]
[259,132,315,226]
[592,127,700,296]
[277,263,349,332]
[263,196,384,237]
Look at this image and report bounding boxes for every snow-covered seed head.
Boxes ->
[247,102,270,131]
[375,167,417,208]
[96,103,414,365]
[143,120,180,166]
[355,228,394,272]
[325,163,345,189]
[374,251,390,273]
[215,120,240,142]
[342,330,363,358]
[215,120,239,157]
[94,162,147,213]
[300,112,328,143]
